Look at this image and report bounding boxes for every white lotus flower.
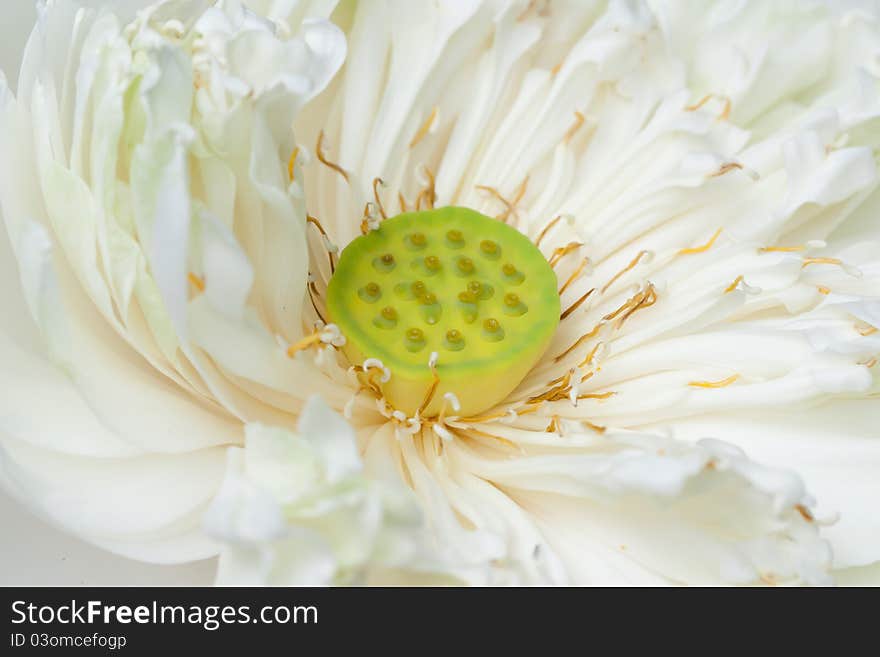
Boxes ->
[1,0,878,586]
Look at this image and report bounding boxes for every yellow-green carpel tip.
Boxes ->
[327,207,560,417]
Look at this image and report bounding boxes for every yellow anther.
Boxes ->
[688,374,740,389]
[287,147,300,182]
[758,245,806,253]
[560,287,595,321]
[678,228,722,256]
[802,257,843,269]
[564,111,585,143]
[559,257,590,295]
[187,272,205,293]
[724,275,744,294]
[708,162,743,178]
[601,250,650,293]
[548,241,583,268]
[409,106,439,149]
[286,332,322,358]
[535,215,563,247]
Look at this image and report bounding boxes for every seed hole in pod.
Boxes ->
[358,282,382,303]
[457,291,478,323]
[482,317,505,342]
[468,280,494,300]
[501,262,525,285]
[446,229,465,249]
[412,254,442,276]
[480,240,501,260]
[455,256,475,276]
[373,306,398,329]
[420,292,442,325]
[405,327,426,352]
[405,232,428,250]
[502,292,528,317]
[373,253,396,273]
[444,329,465,351]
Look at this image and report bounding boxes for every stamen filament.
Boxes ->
[316,131,350,182]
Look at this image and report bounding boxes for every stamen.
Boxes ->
[438,391,461,424]
[548,241,584,268]
[535,214,563,247]
[409,106,439,149]
[307,279,327,324]
[795,504,814,522]
[528,369,574,404]
[505,175,530,223]
[459,409,509,424]
[578,341,605,368]
[307,214,337,274]
[601,250,651,293]
[356,358,391,395]
[678,228,722,256]
[708,162,743,178]
[684,93,731,121]
[287,147,300,182]
[461,427,522,451]
[360,202,380,235]
[684,94,712,112]
[577,391,616,400]
[286,332,322,358]
[724,275,744,294]
[560,287,595,321]
[563,111,585,143]
[517,0,537,21]
[415,166,437,211]
[802,257,842,268]
[187,272,205,293]
[688,374,739,389]
[372,177,388,220]
[856,323,878,337]
[476,184,516,222]
[398,192,408,213]
[759,245,806,253]
[316,131,349,182]
[418,352,441,416]
[553,322,603,362]
[559,257,590,295]
[817,285,831,295]
[614,284,657,327]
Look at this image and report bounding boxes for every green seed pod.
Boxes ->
[327,206,560,416]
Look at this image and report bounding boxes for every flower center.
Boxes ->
[326,207,559,417]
